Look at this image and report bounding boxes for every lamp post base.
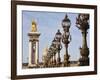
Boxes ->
[57,58,61,66]
[79,57,89,66]
[79,47,89,66]
[63,54,70,67]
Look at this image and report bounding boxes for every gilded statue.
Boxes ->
[31,20,37,32]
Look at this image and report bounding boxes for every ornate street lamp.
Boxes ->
[45,39,57,67]
[51,39,57,66]
[62,14,71,67]
[62,14,71,32]
[55,29,62,66]
[44,46,54,67]
[48,48,53,67]
[76,14,89,66]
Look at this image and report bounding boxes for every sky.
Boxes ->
[22,11,90,63]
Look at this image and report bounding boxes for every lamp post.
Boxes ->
[76,14,89,66]
[62,14,71,67]
[44,38,58,67]
[44,46,53,67]
[55,29,62,66]
[47,49,52,67]
[51,38,57,66]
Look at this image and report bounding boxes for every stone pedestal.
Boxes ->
[64,54,70,67]
[79,44,89,66]
[28,32,40,68]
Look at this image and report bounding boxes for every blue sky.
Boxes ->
[22,11,90,63]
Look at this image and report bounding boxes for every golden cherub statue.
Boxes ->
[31,20,37,32]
